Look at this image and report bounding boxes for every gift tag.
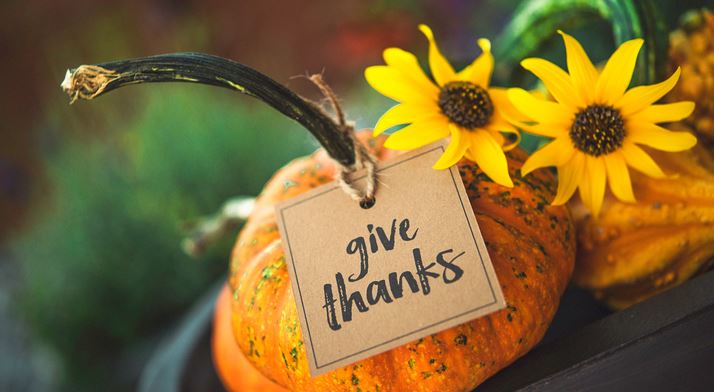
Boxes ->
[276,142,505,376]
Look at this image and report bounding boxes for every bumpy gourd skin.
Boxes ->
[573,141,714,310]
[224,132,575,391]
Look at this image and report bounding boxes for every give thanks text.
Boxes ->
[322,218,465,331]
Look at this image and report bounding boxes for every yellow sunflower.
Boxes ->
[364,24,522,187]
[508,31,697,216]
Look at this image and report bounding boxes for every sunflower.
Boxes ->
[508,31,697,216]
[364,24,522,187]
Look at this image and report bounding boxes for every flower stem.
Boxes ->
[61,52,356,166]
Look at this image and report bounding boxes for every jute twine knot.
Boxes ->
[308,74,378,208]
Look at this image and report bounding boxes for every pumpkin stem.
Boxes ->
[61,52,357,166]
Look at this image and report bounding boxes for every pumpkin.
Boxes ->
[61,52,574,392]
[219,130,575,391]
[213,284,287,392]
[572,128,714,310]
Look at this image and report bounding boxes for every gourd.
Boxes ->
[666,9,714,140]
[62,53,574,391]
[571,10,714,310]
[492,0,713,311]
[572,139,714,309]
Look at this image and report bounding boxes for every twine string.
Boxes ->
[308,74,378,208]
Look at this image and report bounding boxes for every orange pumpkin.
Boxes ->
[213,284,287,392]
[216,131,575,391]
[59,53,575,392]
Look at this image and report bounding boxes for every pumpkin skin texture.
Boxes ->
[219,131,575,391]
[213,284,287,392]
[573,138,714,310]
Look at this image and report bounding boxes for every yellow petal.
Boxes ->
[604,152,635,202]
[365,66,435,104]
[627,121,697,152]
[374,104,408,136]
[559,30,599,103]
[433,125,468,169]
[418,24,456,86]
[507,88,574,125]
[485,118,517,134]
[595,38,643,104]
[616,67,681,116]
[628,101,695,124]
[384,118,450,150]
[520,58,582,108]
[373,103,438,136]
[521,137,574,176]
[485,121,521,151]
[579,156,606,216]
[489,87,530,123]
[577,164,592,211]
[482,129,504,146]
[382,48,439,95]
[552,152,585,205]
[517,122,569,138]
[457,39,493,88]
[468,130,514,187]
[621,142,665,178]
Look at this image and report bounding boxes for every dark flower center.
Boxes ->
[570,105,626,156]
[438,81,493,129]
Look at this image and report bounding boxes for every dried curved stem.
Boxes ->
[61,52,356,166]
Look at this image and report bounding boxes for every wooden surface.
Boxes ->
[480,270,714,391]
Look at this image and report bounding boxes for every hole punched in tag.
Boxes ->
[307,74,379,208]
[359,197,376,210]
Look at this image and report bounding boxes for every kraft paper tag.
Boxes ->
[276,142,505,376]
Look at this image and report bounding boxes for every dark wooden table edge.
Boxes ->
[478,269,714,391]
[138,270,714,391]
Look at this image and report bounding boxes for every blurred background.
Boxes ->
[0,0,707,391]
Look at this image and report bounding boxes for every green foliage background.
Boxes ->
[14,86,321,390]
